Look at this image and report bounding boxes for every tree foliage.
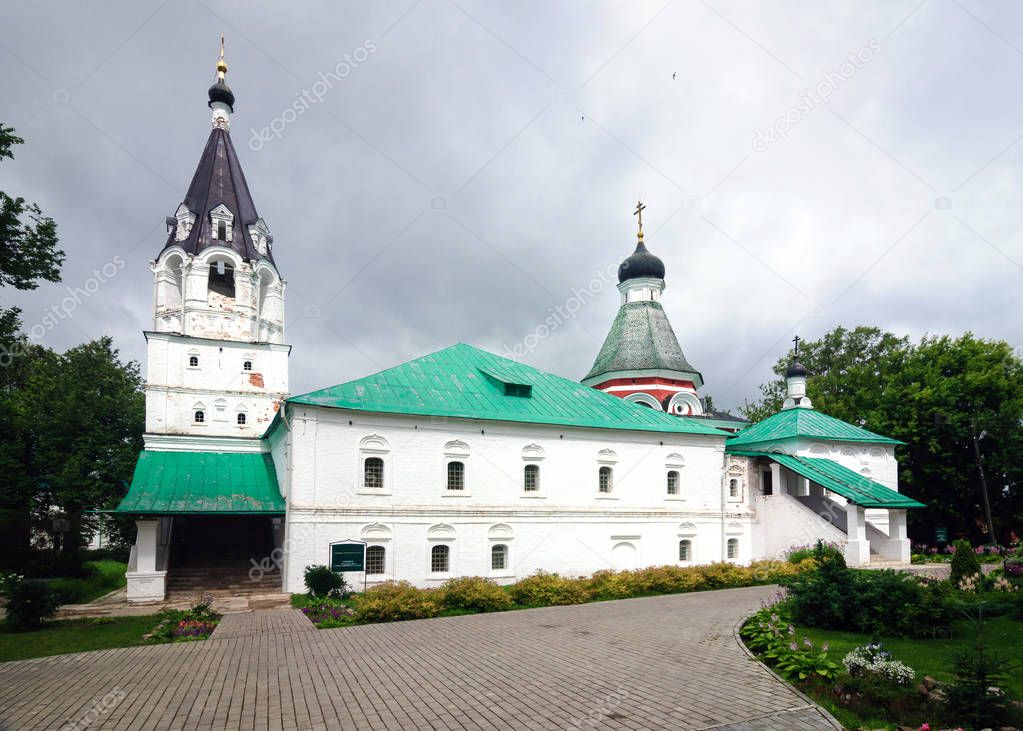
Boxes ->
[742,326,1023,543]
[0,124,65,341]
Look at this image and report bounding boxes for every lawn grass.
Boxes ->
[797,614,1023,697]
[47,560,127,604]
[0,615,164,662]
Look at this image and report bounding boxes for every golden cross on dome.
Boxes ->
[216,35,227,78]
[633,200,646,239]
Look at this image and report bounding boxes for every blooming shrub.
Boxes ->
[509,571,589,607]
[301,599,355,626]
[842,643,916,686]
[949,539,982,585]
[992,576,1018,593]
[629,565,705,594]
[957,572,983,593]
[585,570,638,599]
[739,605,841,682]
[353,581,441,622]
[784,542,843,565]
[440,577,513,613]
[172,619,218,639]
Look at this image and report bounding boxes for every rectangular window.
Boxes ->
[729,478,739,498]
[365,546,385,575]
[364,457,384,489]
[491,544,507,571]
[524,464,539,492]
[727,538,739,560]
[762,471,773,496]
[598,466,612,494]
[447,461,465,491]
[667,470,679,495]
[431,544,449,573]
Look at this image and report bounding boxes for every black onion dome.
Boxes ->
[786,360,808,378]
[208,79,235,111]
[618,240,665,283]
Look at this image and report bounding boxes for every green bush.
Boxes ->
[698,562,755,589]
[303,565,350,598]
[785,542,843,564]
[5,579,60,629]
[786,542,856,629]
[740,605,842,682]
[585,570,639,599]
[510,571,589,607]
[440,577,513,613]
[949,539,982,586]
[630,566,706,594]
[353,581,441,622]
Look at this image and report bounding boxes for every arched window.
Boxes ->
[524,464,539,492]
[364,457,384,489]
[447,461,465,491]
[188,354,199,368]
[729,478,739,498]
[194,410,205,424]
[598,466,613,494]
[679,539,692,562]
[236,412,246,425]
[667,470,680,495]
[491,544,508,571]
[431,544,450,573]
[727,538,739,560]
[366,546,385,575]
[243,360,253,371]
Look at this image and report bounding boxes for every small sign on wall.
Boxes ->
[330,541,366,572]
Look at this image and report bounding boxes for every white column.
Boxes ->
[874,508,910,563]
[770,462,785,495]
[844,504,870,566]
[126,519,168,602]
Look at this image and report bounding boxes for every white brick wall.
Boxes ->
[275,407,760,590]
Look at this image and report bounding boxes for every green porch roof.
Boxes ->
[583,301,702,386]
[732,450,923,508]
[726,407,902,448]
[288,343,724,437]
[114,450,285,514]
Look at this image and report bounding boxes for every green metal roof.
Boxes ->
[288,343,725,437]
[583,301,702,386]
[731,451,922,508]
[114,450,285,514]
[726,407,902,448]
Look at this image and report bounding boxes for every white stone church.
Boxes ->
[116,51,921,602]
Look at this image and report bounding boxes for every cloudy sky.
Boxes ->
[2,0,1022,411]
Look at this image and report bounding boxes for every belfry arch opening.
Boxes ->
[208,258,236,302]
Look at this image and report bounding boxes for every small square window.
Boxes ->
[243,360,253,371]
[188,355,199,367]
[194,410,205,423]
[236,413,246,425]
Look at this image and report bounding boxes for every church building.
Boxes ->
[114,49,921,602]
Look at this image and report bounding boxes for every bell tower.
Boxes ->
[145,41,289,442]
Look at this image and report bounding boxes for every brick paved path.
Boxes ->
[0,586,838,730]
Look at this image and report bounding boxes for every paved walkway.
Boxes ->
[0,586,838,730]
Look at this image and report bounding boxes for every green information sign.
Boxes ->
[330,541,365,572]
[935,526,948,544]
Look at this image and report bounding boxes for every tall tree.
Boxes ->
[742,327,1023,543]
[0,123,65,343]
[16,338,144,568]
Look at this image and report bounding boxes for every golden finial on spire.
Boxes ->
[633,199,646,240]
[216,35,227,78]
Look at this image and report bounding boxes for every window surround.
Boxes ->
[488,524,514,578]
[727,466,744,501]
[187,350,200,369]
[192,402,207,426]
[357,434,392,495]
[442,440,470,497]
[677,522,697,564]
[596,449,618,500]
[520,444,545,499]
[427,524,455,580]
[665,453,685,501]
[361,524,392,581]
[209,204,234,242]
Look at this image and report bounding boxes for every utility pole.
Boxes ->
[971,422,996,542]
